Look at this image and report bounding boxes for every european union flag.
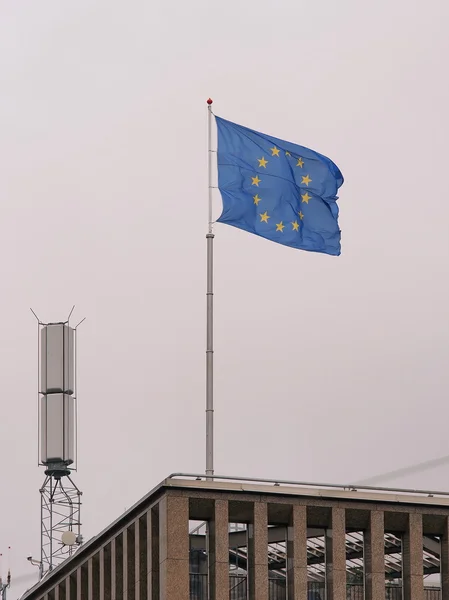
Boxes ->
[216,117,344,256]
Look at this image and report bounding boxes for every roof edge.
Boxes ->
[19,471,449,598]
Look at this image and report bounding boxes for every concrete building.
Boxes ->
[19,474,449,600]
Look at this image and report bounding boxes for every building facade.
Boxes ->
[19,475,449,600]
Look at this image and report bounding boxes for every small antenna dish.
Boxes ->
[61,531,77,547]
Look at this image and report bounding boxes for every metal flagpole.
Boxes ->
[206,98,214,479]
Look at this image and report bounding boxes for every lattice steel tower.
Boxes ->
[34,312,84,578]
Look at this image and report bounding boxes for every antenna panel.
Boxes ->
[40,394,75,465]
[40,324,74,395]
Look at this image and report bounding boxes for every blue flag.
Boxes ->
[215,117,344,256]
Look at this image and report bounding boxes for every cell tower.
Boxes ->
[32,309,84,578]
[0,571,11,600]
[0,549,11,600]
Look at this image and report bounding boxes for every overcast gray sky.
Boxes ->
[1,0,449,595]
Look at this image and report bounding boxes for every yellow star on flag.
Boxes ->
[251,175,261,186]
[276,221,285,232]
[301,192,311,204]
[270,146,280,157]
[285,151,291,157]
[292,221,299,231]
[257,157,268,168]
[298,211,304,220]
[253,194,261,206]
[301,174,312,186]
[260,211,270,223]
[296,157,304,168]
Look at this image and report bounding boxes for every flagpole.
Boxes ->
[206,98,214,479]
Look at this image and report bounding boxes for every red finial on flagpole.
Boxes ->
[207,98,213,105]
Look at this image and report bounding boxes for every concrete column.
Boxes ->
[104,543,112,600]
[70,572,77,600]
[92,553,101,599]
[114,532,124,600]
[403,512,424,600]
[364,510,385,600]
[209,499,229,600]
[76,567,82,600]
[111,538,117,600]
[123,528,128,599]
[135,519,141,600]
[248,501,269,600]
[126,524,136,600]
[138,514,148,600]
[54,586,59,600]
[325,507,346,600]
[99,548,105,600]
[287,505,308,600]
[65,575,71,600]
[88,558,93,600]
[148,507,160,600]
[159,495,190,600]
[147,509,152,600]
[442,517,449,600]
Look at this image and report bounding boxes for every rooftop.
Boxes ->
[19,473,449,599]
